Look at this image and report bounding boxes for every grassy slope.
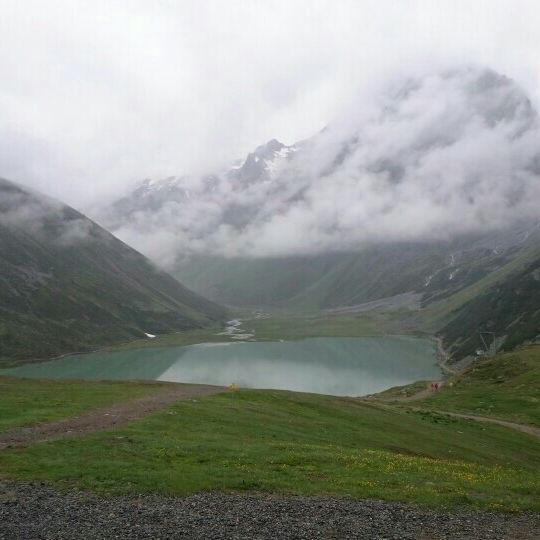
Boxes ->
[0,382,538,511]
[0,178,227,366]
[419,245,540,334]
[176,230,539,312]
[438,257,540,358]
[417,346,540,426]
[175,237,540,363]
[101,326,230,352]
[248,310,415,341]
[175,255,339,308]
[175,246,449,310]
[97,310,413,352]
[0,377,166,433]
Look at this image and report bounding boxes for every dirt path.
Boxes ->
[434,410,540,439]
[0,383,223,450]
[388,381,445,402]
[367,398,540,439]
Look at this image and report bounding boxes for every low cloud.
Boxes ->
[2,2,540,210]
[0,179,96,247]
[107,67,540,264]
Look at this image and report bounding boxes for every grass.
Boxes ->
[0,377,166,433]
[375,380,430,400]
[416,346,540,426]
[2,324,231,369]
[419,245,540,333]
[1,336,538,512]
[0,385,538,511]
[103,325,231,352]
[97,310,414,352]
[247,310,413,341]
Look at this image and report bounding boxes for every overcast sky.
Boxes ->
[1,0,540,209]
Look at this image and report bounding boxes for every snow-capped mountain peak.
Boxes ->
[104,66,540,262]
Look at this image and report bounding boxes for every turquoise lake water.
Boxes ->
[3,336,440,396]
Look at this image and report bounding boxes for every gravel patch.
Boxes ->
[1,481,538,539]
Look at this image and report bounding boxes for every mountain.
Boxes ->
[107,137,298,234]
[170,223,540,311]
[436,247,540,359]
[0,178,227,366]
[105,67,539,260]
[102,66,540,360]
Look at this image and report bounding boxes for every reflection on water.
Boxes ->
[3,336,440,397]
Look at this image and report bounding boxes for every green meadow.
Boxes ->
[1,377,538,512]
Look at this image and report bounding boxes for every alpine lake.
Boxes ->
[3,334,440,397]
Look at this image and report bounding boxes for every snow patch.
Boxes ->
[264,159,279,175]
[274,146,296,159]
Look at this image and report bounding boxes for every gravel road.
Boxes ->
[1,481,538,539]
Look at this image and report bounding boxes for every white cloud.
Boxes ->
[1,0,540,210]
[105,67,540,262]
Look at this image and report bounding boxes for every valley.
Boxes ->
[1,168,538,532]
[0,346,539,517]
[1,58,540,538]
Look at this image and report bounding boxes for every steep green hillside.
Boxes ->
[0,178,226,365]
[174,228,540,363]
[175,248,443,309]
[438,256,540,359]
[176,226,539,313]
[419,346,540,426]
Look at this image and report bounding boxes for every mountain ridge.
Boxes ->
[101,66,540,361]
[0,177,227,365]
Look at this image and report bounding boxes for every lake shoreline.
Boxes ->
[2,336,441,398]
